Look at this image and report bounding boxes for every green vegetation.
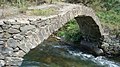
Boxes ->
[0,0,28,7]
[0,0,63,7]
[57,19,82,43]
[95,0,120,35]
[27,8,57,16]
[96,11,120,35]
[0,0,59,17]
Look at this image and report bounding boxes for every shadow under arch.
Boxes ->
[74,15,103,42]
[74,15,104,56]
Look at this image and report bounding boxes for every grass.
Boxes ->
[96,10,120,35]
[26,8,57,16]
[0,0,64,17]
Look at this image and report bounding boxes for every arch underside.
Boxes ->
[75,16,102,41]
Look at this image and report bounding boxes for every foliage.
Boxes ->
[96,10,120,35]
[101,0,120,12]
[95,0,120,35]
[65,0,101,6]
[0,0,64,7]
[0,0,27,7]
[97,11,120,24]
[57,19,82,42]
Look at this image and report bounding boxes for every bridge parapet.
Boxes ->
[0,3,104,67]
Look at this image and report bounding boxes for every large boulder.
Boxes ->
[80,40,104,56]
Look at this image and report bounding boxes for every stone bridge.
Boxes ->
[0,3,104,67]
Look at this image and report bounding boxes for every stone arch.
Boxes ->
[0,4,104,67]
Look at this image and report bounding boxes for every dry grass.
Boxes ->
[26,8,57,16]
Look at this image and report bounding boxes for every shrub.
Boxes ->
[57,19,82,43]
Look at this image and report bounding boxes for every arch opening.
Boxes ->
[75,15,102,42]
[74,15,104,56]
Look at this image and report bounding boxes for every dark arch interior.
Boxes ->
[75,15,102,42]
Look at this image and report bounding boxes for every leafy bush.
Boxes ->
[101,0,120,12]
[57,19,82,43]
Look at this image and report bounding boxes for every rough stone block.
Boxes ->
[0,33,4,38]
[8,28,20,34]
[13,47,20,52]
[11,25,20,29]
[32,32,41,44]
[13,34,24,40]
[0,60,5,66]
[2,32,11,39]
[20,25,36,32]
[0,27,3,33]
[0,41,4,45]
[45,26,51,36]
[2,47,13,56]
[7,19,21,25]
[38,31,44,42]
[25,36,39,49]
[38,21,46,27]
[4,21,11,25]
[0,45,3,52]
[7,38,19,48]
[41,27,49,40]
[5,57,23,66]
[0,20,4,25]
[44,19,51,25]
[2,24,11,30]
[18,43,30,53]
[0,53,4,59]
[12,50,26,57]
[48,24,54,34]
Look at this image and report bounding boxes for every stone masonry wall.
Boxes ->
[0,3,103,67]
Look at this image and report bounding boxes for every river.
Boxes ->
[21,37,120,67]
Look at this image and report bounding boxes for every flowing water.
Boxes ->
[21,37,120,67]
